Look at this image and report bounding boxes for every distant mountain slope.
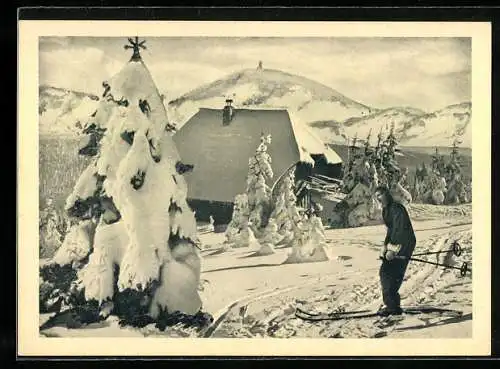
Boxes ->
[39,68,472,148]
[167,68,376,128]
[311,103,471,148]
[401,102,472,147]
[39,85,100,137]
[310,106,428,144]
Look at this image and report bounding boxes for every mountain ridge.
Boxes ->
[169,68,374,112]
[39,68,472,147]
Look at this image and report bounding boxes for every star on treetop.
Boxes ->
[124,37,147,61]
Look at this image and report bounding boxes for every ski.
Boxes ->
[296,310,380,322]
[295,306,371,317]
[399,305,463,317]
[295,305,463,322]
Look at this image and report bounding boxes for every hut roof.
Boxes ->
[172,107,342,203]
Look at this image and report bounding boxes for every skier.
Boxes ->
[374,185,416,316]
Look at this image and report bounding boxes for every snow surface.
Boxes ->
[40,204,472,339]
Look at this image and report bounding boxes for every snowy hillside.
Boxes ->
[39,70,472,148]
[167,68,471,148]
[39,85,100,137]
[310,106,427,145]
[167,68,375,128]
[311,103,472,148]
[402,102,472,147]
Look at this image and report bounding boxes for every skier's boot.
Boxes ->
[377,306,403,317]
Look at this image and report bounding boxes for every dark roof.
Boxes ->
[173,108,341,203]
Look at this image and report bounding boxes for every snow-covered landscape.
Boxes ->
[36,36,474,342]
[41,204,472,338]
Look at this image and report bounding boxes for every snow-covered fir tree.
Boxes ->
[378,123,412,206]
[331,132,380,228]
[332,123,413,228]
[224,134,274,249]
[413,139,471,205]
[39,37,212,332]
[341,134,359,194]
[307,213,328,251]
[444,139,468,204]
[253,218,280,256]
[284,208,332,264]
[414,147,445,205]
[224,194,255,248]
[263,168,300,249]
[413,162,430,203]
[246,134,274,235]
[258,169,332,263]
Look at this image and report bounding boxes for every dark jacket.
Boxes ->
[382,196,416,258]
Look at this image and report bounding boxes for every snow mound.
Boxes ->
[52,220,95,266]
[151,241,202,316]
[283,241,333,264]
[253,243,276,256]
[232,227,260,249]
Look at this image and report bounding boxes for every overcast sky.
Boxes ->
[39,36,471,112]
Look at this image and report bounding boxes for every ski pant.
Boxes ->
[379,259,410,310]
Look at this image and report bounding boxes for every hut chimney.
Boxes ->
[222,98,234,125]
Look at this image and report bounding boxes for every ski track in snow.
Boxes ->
[206,221,472,339]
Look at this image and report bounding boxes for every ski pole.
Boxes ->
[393,256,471,277]
[412,241,462,257]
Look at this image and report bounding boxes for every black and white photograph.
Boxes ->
[17,20,491,356]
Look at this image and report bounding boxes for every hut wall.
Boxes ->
[294,162,313,182]
[187,199,234,226]
[310,154,343,179]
